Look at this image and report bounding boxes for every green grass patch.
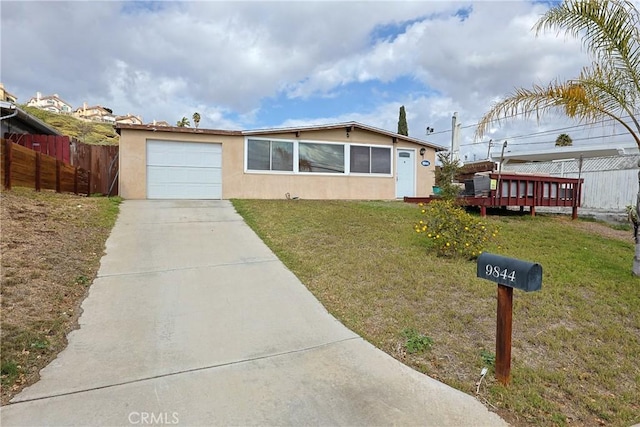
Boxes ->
[232,199,639,427]
[402,328,434,354]
[22,106,119,145]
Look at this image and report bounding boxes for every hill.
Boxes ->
[22,106,119,145]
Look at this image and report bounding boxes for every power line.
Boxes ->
[426,110,534,136]
[431,113,633,139]
[460,132,629,150]
[457,116,632,147]
[506,131,630,147]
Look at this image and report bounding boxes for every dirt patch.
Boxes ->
[562,217,633,242]
[0,187,119,404]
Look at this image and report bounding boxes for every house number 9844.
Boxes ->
[485,264,516,282]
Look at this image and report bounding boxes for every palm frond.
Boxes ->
[475,79,640,146]
[476,81,589,139]
[534,0,640,92]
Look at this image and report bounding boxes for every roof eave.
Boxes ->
[1,102,63,136]
[115,123,242,136]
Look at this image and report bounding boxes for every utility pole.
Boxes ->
[451,112,461,162]
[487,139,494,160]
[497,141,508,205]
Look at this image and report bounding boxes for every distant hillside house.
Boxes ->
[115,114,143,125]
[0,83,17,103]
[149,120,170,127]
[74,103,115,123]
[26,92,73,114]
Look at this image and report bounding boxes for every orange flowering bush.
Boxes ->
[414,200,499,259]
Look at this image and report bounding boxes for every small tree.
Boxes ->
[176,117,190,127]
[434,152,462,200]
[397,106,408,136]
[192,112,201,129]
[555,133,573,146]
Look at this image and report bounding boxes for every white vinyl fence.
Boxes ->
[504,155,640,211]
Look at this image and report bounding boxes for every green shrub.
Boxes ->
[414,200,499,259]
[480,349,496,367]
[434,152,462,201]
[402,328,433,354]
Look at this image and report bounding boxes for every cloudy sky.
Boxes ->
[1,0,636,161]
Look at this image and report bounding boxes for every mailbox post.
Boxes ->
[477,253,542,385]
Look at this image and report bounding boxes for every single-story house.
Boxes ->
[116,121,445,200]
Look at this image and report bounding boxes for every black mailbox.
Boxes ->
[477,253,542,292]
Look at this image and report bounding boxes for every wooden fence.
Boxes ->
[72,142,119,196]
[4,133,118,195]
[1,139,90,196]
[2,134,72,163]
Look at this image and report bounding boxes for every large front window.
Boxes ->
[245,138,393,175]
[247,139,294,171]
[350,146,391,174]
[299,142,344,173]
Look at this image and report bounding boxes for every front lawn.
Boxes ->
[232,199,639,427]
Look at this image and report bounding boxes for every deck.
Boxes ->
[405,172,584,219]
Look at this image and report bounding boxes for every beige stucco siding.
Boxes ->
[119,127,437,200]
[119,129,240,199]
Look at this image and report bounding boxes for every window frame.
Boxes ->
[244,137,395,177]
[348,143,392,175]
[245,138,295,173]
[298,141,346,175]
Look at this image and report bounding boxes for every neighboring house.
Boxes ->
[115,114,143,125]
[148,120,170,127]
[1,101,63,136]
[116,121,444,200]
[496,144,640,211]
[0,83,17,103]
[74,104,115,123]
[26,92,73,114]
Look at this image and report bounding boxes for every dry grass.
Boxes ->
[233,199,639,427]
[0,187,120,404]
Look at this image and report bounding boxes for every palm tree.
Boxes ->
[192,112,201,129]
[176,117,190,127]
[475,0,640,275]
[555,133,573,146]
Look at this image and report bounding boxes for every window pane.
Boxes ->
[371,147,391,174]
[350,146,370,173]
[299,143,344,173]
[271,141,293,171]
[247,139,270,170]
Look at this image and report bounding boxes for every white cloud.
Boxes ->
[3,0,625,156]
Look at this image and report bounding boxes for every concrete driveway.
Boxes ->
[1,200,506,426]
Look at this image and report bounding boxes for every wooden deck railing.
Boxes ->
[405,172,584,219]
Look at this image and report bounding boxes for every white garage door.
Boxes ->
[147,140,222,199]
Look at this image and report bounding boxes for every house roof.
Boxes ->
[243,121,444,150]
[117,121,445,150]
[27,94,73,107]
[505,153,640,174]
[116,123,243,136]
[1,101,63,135]
[491,143,639,164]
[76,105,110,113]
